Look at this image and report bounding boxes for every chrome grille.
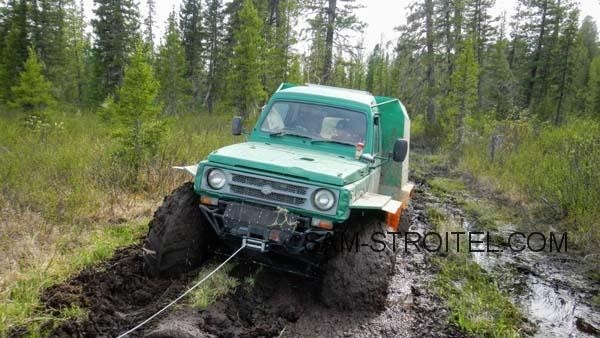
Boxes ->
[231,174,308,195]
[230,185,306,206]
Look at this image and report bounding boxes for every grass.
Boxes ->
[188,263,240,309]
[0,110,238,336]
[459,117,600,252]
[433,255,523,337]
[429,177,466,195]
[0,219,148,336]
[428,207,523,337]
[460,198,516,231]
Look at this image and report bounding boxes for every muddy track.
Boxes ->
[26,184,465,338]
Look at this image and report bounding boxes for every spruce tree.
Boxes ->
[287,55,303,84]
[447,38,479,145]
[157,11,190,115]
[0,0,29,102]
[180,0,204,109]
[587,56,600,117]
[9,47,56,111]
[109,43,162,185]
[91,0,140,100]
[480,39,517,118]
[227,0,265,116]
[202,0,224,112]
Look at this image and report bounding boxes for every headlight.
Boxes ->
[313,189,335,211]
[207,169,226,189]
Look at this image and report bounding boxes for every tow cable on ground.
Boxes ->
[116,242,247,338]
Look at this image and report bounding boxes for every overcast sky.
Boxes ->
[83,0,600,52]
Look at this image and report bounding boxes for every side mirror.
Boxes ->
[392,139,408,162]
[232,116,243,136]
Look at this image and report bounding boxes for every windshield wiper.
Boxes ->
[268,131,313,140]
[310,138,356,147]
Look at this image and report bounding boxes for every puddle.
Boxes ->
[430,191,600,337]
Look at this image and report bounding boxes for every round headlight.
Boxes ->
[313,189,335,211]
[207,169,226,189]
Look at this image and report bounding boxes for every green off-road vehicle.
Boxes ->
[143,83,413,309]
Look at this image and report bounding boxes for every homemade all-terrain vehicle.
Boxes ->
[143,83,414,310]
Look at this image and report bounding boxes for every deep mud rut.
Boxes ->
[27,174,600,337]
[29,184,464,338]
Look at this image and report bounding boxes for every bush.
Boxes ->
[459,116,600,252]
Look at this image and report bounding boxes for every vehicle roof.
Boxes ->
[272,84,377,109]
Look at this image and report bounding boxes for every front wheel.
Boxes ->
[143,182,208,277]
[320,216,396,311]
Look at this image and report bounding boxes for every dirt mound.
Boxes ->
[148,268,303,338]
[41,244,194,337]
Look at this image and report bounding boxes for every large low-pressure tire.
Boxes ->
[143,182,208,277]
[320,215,397,312]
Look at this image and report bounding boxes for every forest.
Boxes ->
[0,0,599,336]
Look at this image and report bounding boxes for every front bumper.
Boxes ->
[199,200,335,277]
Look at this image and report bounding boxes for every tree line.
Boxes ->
[0,0,599,134]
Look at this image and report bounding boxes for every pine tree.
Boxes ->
[227,0,265,116]
[553,9,582,124]
[9,47,56,111]
[157,11,190,115]
[304,0,364,84]
[92,0,140,100]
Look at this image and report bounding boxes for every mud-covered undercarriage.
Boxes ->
[199,200,338,278]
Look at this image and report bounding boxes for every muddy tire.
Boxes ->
[143,182,208,277]
[321,217,396,312]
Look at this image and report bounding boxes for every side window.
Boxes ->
[374,116,381,155]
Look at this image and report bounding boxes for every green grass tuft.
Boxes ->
[188,263,239,309]
[429,177,466,195]
[433,255,523,337]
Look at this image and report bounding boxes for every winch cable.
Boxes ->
[116,242,247,338]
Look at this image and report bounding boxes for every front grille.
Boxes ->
[230,185,306,206]
[231,174,308,195]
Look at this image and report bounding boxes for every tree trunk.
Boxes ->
[425,0,436,124]
[321,0,336,84]
[526,0,549,108]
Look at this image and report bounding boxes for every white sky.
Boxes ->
[83,0,600,52]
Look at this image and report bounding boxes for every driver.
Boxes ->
[333,119,363,143]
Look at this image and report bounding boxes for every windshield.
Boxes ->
[260,101,367,145]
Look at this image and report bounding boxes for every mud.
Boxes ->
[30,184,463,338]
[39,244,195,337]
[149,186,463,338]
[31,161,600,338]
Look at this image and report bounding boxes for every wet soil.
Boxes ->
[38,244,194,337]
[29,184,463,338]
[26,165,599,337]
